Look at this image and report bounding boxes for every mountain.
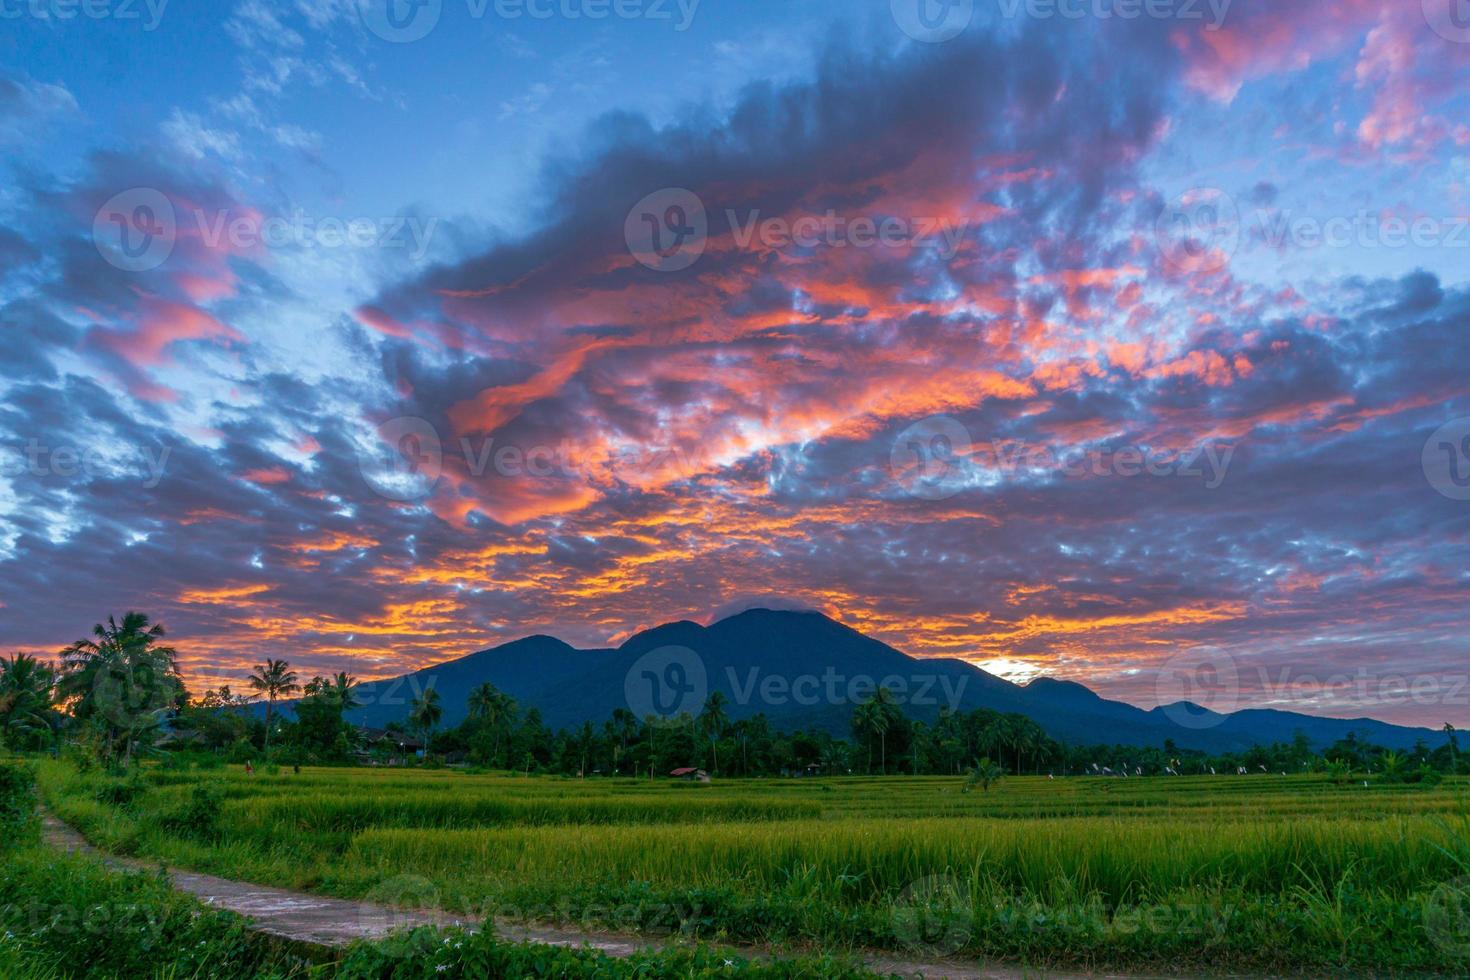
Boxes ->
[301,608,1439,753]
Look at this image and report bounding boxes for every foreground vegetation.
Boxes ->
[32,759,1470,975]
[0,760,877,979]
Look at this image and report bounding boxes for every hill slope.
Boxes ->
[319,609,1437,752]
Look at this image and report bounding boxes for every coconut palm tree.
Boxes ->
[699,691,729,773]
[60,612,182,764]
[963,757,1004,793]
[1445,723,1459,773]
[332,672,362,712]
[247,658,299,755]
[0,653,57,749]
[468,682,515,767]
[410,688,442,761]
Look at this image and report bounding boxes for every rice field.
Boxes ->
[36,762,1470,974]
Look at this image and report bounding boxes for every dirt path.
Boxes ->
[40,810,1168,979]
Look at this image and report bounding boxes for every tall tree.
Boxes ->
[0,653,57,749]
[247,658,299,754]
[699,691,729,773]
[410,688,443,760]
[1446,722,1459,772]
[60,612,183,764]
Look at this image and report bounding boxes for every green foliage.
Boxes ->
[36,759,1470,974]
[58,612,184,766]
[337,925,874,979]
[0,653,58,750]
[155,781,225,841]
[0,761,39,849]
[0,847,310,979]
[962,757,1004,793]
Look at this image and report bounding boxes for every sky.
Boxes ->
[2,0,1469,728]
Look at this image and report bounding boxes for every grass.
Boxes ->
[33,760,1470,974]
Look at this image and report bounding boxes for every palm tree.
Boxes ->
[410,688,442,761]
[963,757,1004,793]
[0,653,57,749]
[1445,723,1459,773]
[332,672,362,712]
[247,658,299,755]
[853,689,898,775]
[60,612,182,764]
[699,691,729,773]
[468,682,515,767]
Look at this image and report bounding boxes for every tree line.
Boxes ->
[2,611,1464,783]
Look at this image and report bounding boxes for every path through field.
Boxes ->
[41,810,1178,980]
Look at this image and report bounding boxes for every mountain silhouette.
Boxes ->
[319,608,1437,752]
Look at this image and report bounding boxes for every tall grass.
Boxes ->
[33,760,1470,973]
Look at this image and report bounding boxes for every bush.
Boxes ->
[93,774,148,809]
[0,848,310,979]
[337,925,874,979]
[156,782,224,841]
[0,762,39,849]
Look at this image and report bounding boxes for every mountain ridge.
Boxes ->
[309,608,1440,753]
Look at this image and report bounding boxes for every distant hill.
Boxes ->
[282,608,1440,753]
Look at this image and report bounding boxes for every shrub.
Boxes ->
[0,762,39,849]
[156,781,225,841]
[0,848,310,979]
[93,774,148,809]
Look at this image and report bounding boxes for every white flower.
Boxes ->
[435,966,449,973]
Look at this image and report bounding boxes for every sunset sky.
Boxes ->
[2,0,1469,727]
